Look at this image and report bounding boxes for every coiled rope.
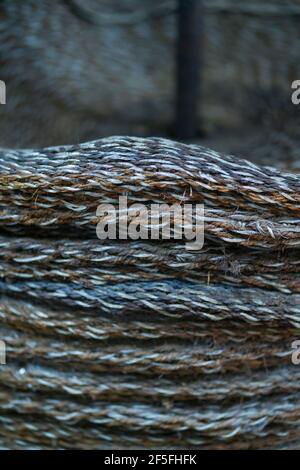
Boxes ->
[0,136,299,449]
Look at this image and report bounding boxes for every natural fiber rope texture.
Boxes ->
[3,362,300,403]
[2,206,300,248]
[1,236,300,293]
[1,324,294,376]
[1,137,300,214]
[2,297,296,343]
[1,137,300,248]
[0,136,300,449]
[1,279,300,325]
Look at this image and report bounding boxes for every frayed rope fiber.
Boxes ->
[0,136,300,449]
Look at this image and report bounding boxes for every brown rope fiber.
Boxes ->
[0,136,300,449]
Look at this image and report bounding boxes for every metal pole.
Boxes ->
[175,0,203,140]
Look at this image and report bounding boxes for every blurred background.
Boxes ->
[0,0,300,168]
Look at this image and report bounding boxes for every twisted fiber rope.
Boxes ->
[1,136,300,215]
[1,236,300,293]
[1,279,300,326]
[1,137,300,248]
[2,363,300,404]
[1,236,300,274]
[0,325,293,377]
[1,414,299,450]
[1,136,300,449]
[1,298,296,344]
[0,324,299,446]
[3,257,300,293]
[1,389,300,437]
[2,206,300,249]
[1,295,297,447]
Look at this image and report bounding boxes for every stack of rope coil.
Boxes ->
[0,136,300,449]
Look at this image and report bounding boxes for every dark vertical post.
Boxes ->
[175,0,203,140]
